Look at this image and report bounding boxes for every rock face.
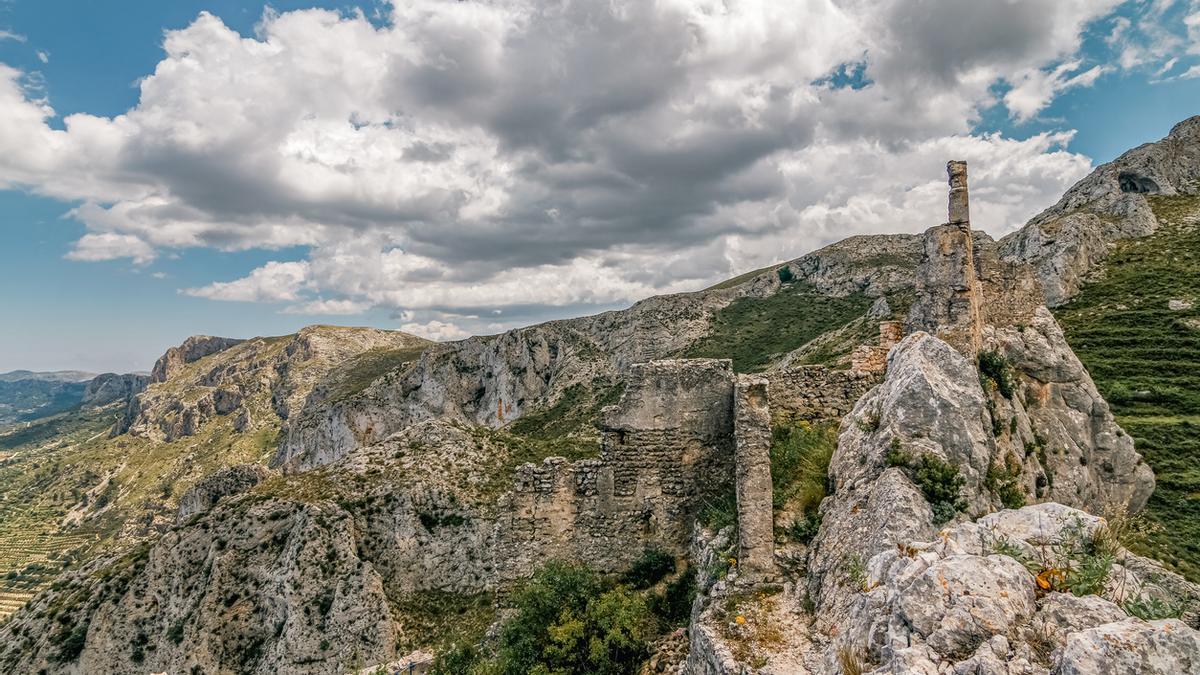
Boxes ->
[149,335,244,383]
[822,503,1200,674]
[1054,618,1200,674]
[1,496,399,675]
[81,373,148,407]
[176,464,272,522]
[1002,115,1200,306]
[117,326,429,442]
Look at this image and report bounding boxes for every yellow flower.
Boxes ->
[735,615,746,625]
[729,557,737,566]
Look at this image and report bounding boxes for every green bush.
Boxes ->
[886,451,967,523]
[1123,594,1184,620]
[777,266,795,283]
[985,462,1026,510]
[978,350,1016,399]
[622,548,675,590]
[497,562,653,675]
[787,510,822,544]
[52,625,89,663]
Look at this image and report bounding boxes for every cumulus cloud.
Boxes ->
[0,0,1170,337]
[184,261,309,302]
[399,319,472,342]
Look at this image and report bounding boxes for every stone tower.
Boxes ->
[906,161,985,356]
[948,160,970,227]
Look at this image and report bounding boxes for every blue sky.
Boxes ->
[0,0,1197,373]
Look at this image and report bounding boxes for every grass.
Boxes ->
[1054,193,1200,580]
[769,422,836,543]
[682,281,873,372]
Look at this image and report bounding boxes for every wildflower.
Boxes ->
[735,615,746,625]
[729,557,737,566]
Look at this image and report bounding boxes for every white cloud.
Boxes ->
[399,320,472,342]
[0,30,25,43]
[36,50,49,64]
[0,1,1154,338]
[183,260,309,303]
[280,298,371,315]
[64,233,156,265]
[1004,62,1108,122]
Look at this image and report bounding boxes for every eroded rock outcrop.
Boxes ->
[1002,116,1200,306]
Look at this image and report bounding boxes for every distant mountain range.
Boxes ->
[0,370,98,383]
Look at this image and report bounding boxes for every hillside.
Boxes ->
[0,326,430,622]
[1055,192,1200,579]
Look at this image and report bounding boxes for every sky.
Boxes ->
[0,0,1197,374]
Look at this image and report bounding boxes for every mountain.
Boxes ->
[0,371,97,384]
[1,118,1199,674]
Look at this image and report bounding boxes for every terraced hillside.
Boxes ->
[1055,193,1200,580]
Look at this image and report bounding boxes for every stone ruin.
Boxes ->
[493,353,888,582]
[908,160,1043,357]
[500,160,1044,587]
[849,320,904,372]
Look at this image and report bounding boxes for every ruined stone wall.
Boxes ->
[733,375,776,581]
[850,321,905,372]
[765,366,880,426]
[494,359,737,577]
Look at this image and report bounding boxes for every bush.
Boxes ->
[777,266,795,283]
[787,511,822,544]
[887,451,967,523]
[697,491,737,531]
[622,548,675,590]
[496,562,653,675]
[52,625,88,663]
[978,350,1016,399]
[985,462,1026,510]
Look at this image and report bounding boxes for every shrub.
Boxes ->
[787,510,822,544]
[886,451,968,523]
[52,625,88,663]
[777,266,795,284]
[985,461,1026,510]
[1124,594,1184,620]
[622,548,675,590]
[697,490,737,531]
[844,554,867,590]
[497,562,652,675]
[978,350,1016,399]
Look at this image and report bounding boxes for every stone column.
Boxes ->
[948,160,969,226]
[733,375,776,582]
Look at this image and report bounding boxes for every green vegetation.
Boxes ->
[621,548,675,590]
[324,345,429,403]
[985,460,1026,510]
[433,560,692,675]
[887,452,967,524]
[1054,193,1200,580]
[682,281,873,372]
[978,350,1016,399]
[508,380,624,445]
[769,421,836,542]
[696,490,737,531]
